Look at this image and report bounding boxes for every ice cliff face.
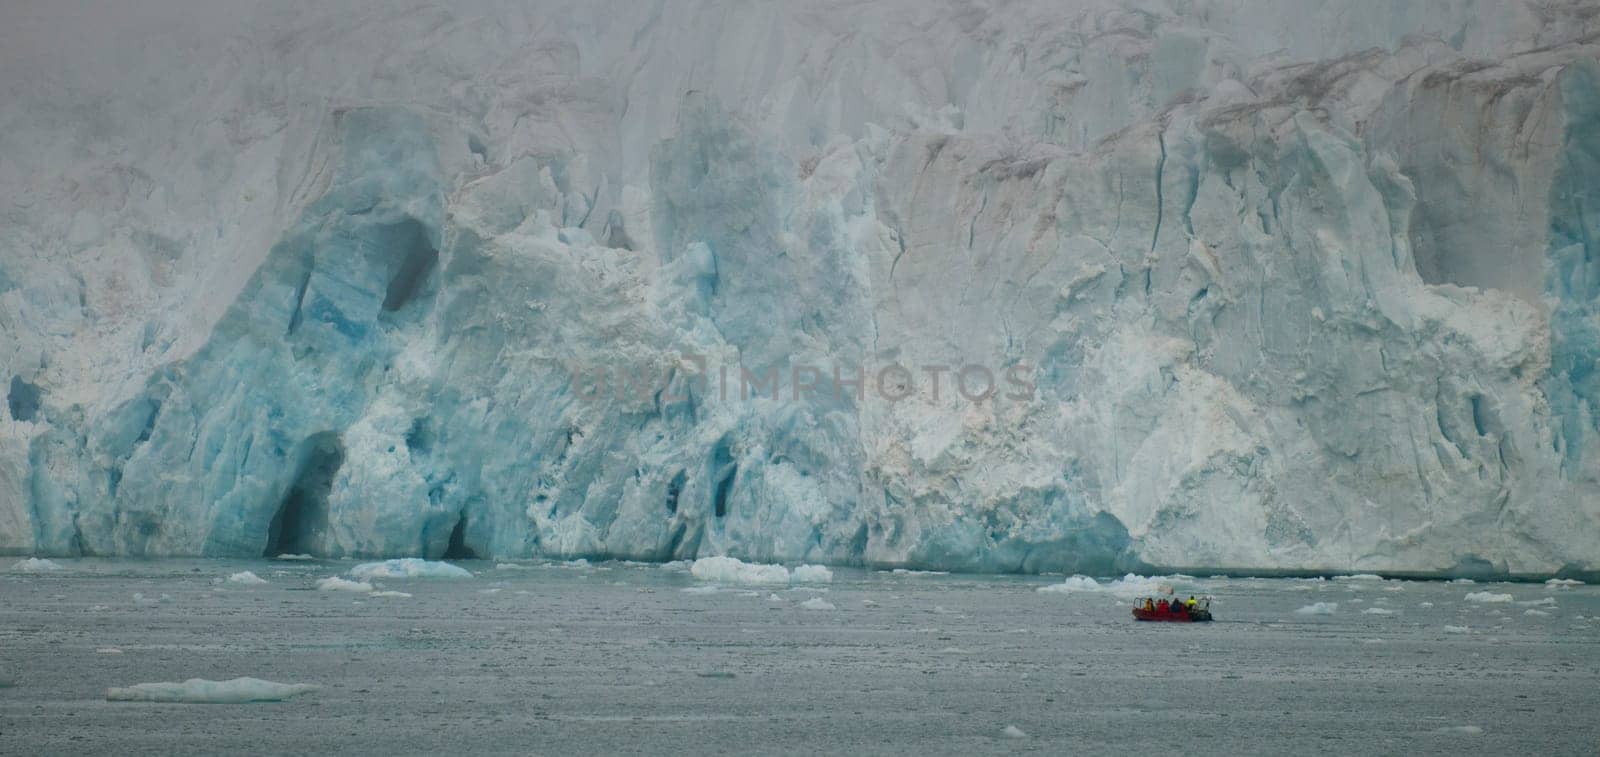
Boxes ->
[2,0,1598,575]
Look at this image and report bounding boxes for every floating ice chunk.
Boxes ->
[1434,725,1483,735]
[1036,576,1103,594]
[792,564,833,583]
[689,556,791,585]
[132,592,173,604]
[1518,597,1556,606]
[1361,608,1395,615]
[1335,574,1385,582]
[1448,579,1476,585]
[1002,725,1028,739]
[370,590,411,598]
[1464,592,1514,603]
[1419,601,1435,607]
[1443,625,1471,634]
[681,585,720,595]
[11,558,62,573]
[1036,574,1177,598]
[350,559,472,580]
[1545,578,1583,588]
[1295,602,1338,615]
[272,554,313,561]
[1524,609,1550,617]
[890,568,949,576]
[227,571,268,585]
[106,677,319,703]
[494,563,529,571]
[316,577,372,593]
[96,647,123,654]
[800,597,836,611]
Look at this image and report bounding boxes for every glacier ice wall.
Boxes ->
[2,0,1599,575]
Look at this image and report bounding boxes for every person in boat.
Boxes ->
[1144,598,1155,612]
[1186,596,1197,610]
[1156,598,1169,612]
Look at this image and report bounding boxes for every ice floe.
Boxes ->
[227,571,268,585]
[350,559,472,580]
[316,577,373,593]
[11,558,62,573]
[106,677,318,703]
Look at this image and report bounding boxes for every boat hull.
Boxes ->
[1132,607,1212,622]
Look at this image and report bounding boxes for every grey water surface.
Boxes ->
[2,559,1596,755]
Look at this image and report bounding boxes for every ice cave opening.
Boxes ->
[379,218,438,313]
[263,432,345,556]
[442,512,476,560]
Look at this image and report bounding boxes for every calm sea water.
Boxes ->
[3,559,1597,755]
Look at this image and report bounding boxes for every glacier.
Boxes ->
[1,0,1598,576]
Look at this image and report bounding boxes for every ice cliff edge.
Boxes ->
[1,1,1598,576]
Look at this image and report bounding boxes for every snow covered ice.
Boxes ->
[0,0,1597,578]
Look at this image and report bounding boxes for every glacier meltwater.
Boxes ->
[1,0,1598,577]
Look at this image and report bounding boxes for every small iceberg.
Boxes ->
[688,556,832,585]
[349,559,472,580]
[1036,574,1178,598]
[11,558,62,573]
[227,571,268,585]
[107,677,318,703]
[791,564,834,583]
[316,576,372,593]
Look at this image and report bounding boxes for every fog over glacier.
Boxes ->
[2,0,1598,576]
